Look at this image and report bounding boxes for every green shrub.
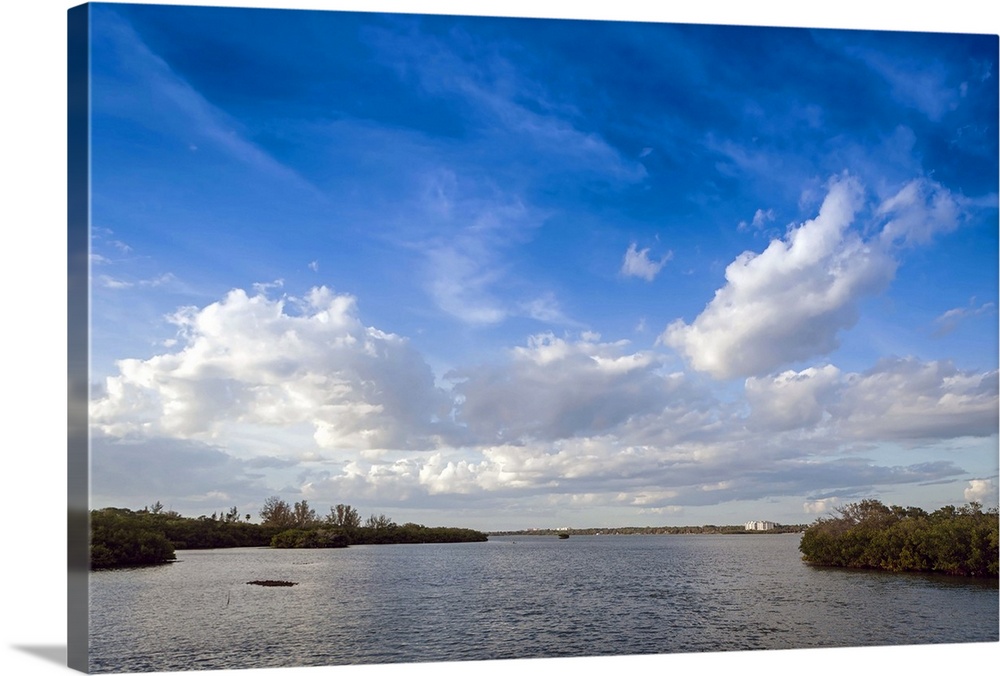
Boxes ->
[800,500,998,576]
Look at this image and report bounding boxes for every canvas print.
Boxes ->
[68,2,999,673]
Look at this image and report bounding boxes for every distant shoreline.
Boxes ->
[489,524,807,537]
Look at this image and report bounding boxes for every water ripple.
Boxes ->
[88,535,998,672]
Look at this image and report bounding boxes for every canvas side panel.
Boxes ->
[67,3,91,673]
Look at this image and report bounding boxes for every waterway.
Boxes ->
[88,534,999,673]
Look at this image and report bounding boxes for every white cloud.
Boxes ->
[833,357,999,441]
[878,178,961,247]
[91,286,453,452]
[849,45,961,121]
[448,332,694,444]
[746,365,841,432]
[739,207,776,231]
[97,275,133,290]
[93,7,317,193]
[746,358,999,441]
[520,293,579,326]
[621,242,672,281]
[369,26,647,185]
[663,174,972,380]
[416,176,538,326]
[415,178,579,328]
[753,208,775,228]
[251,279,284,294]
[803,497,840,515]
[97,272,176,290]
[661,175,895,379]
[418,453,489,494]
[964,479,999,506]
[87,285,996,520]
[140,273,176,288]
[425,244,508,325]
[109,239,133,254]
[933,299,996,337]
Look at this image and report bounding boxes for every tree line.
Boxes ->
[89,497,488,569]
[798,499,999,576]
[257,496,488,547]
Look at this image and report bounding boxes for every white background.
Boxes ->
[2,1,997,675]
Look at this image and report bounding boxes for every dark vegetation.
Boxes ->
[269,528,349,549]
[90,507,178,569]
[90,498,487,570]
[258,498,488,547]
[799,499,999,577]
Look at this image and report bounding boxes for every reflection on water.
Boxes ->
[88,535,999,673]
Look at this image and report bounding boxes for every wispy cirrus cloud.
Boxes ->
[416,179,539,326]
[878,178,962,247]
[845,44,963,121]
[738,207,776,231]
[621,242,672,281]
[92,6,318,193]
[933,299,996,337]
[365,22,648,185]
[97,272,177,290]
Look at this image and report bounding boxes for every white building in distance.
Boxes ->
[744,520,777,531]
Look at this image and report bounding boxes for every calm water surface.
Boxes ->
[88,534,999,672]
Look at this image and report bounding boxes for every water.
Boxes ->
[88,534,999,673]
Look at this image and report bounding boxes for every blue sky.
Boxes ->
[85,1,999,530]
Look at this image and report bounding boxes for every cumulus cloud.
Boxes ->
[88,285,996,521]
[621,243,672,281]
[833,358,999,441]
[661,173,971,379]
[964,479,999,506]
[448,332,696,444]
[745,365,841,432]
[91,286,454,451]
[746,358,999,441]
[803,497,840,515]
[661,175,895,379]
[394,438,965,512]
[292,440,968,524]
